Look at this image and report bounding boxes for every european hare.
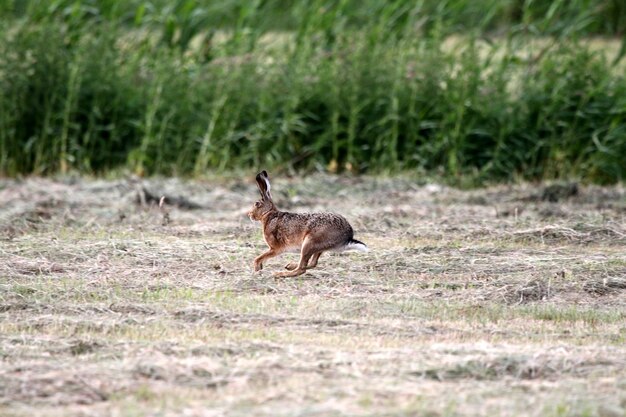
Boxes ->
[248,171,368,277]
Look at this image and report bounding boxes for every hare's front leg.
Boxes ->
[254,249,279,272]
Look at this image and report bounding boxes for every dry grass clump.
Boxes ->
[419,353,619,381]
[583,277,626,295]
[0,176,625,417]
[510,224,626,245]
[499,277,554,305]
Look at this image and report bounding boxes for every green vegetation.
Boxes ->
[1,0,625,182]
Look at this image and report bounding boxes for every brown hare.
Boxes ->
[248,171,368,277]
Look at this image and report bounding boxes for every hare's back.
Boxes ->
[303,212,354,248]
[304,212,352,231]
[269,211,354,251]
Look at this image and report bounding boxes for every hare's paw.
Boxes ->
[274,268,306,278]
[284,262,298,270]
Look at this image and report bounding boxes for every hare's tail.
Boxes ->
[344,238,369,252]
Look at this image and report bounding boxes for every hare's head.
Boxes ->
[248,170,275,221]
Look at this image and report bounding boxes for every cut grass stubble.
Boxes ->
[1,177,626,416]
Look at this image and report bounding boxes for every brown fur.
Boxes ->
[248,171,365,277]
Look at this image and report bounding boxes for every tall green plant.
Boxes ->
[1,0,625,182]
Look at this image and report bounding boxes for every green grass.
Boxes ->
[1,1,625,182]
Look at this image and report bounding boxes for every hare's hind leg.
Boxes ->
[285,251,322,271]
[275,240,316,278]
[308,252,322,268]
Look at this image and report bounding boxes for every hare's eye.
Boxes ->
[255,202,261,207]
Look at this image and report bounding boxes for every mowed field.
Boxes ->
[1,175,625,417]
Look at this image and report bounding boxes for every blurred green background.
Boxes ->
[1,0,625,183]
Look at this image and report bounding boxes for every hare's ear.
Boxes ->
[255,171,272,201]
[261,171,272,200]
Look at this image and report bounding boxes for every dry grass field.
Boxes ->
[1,175,625,417]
